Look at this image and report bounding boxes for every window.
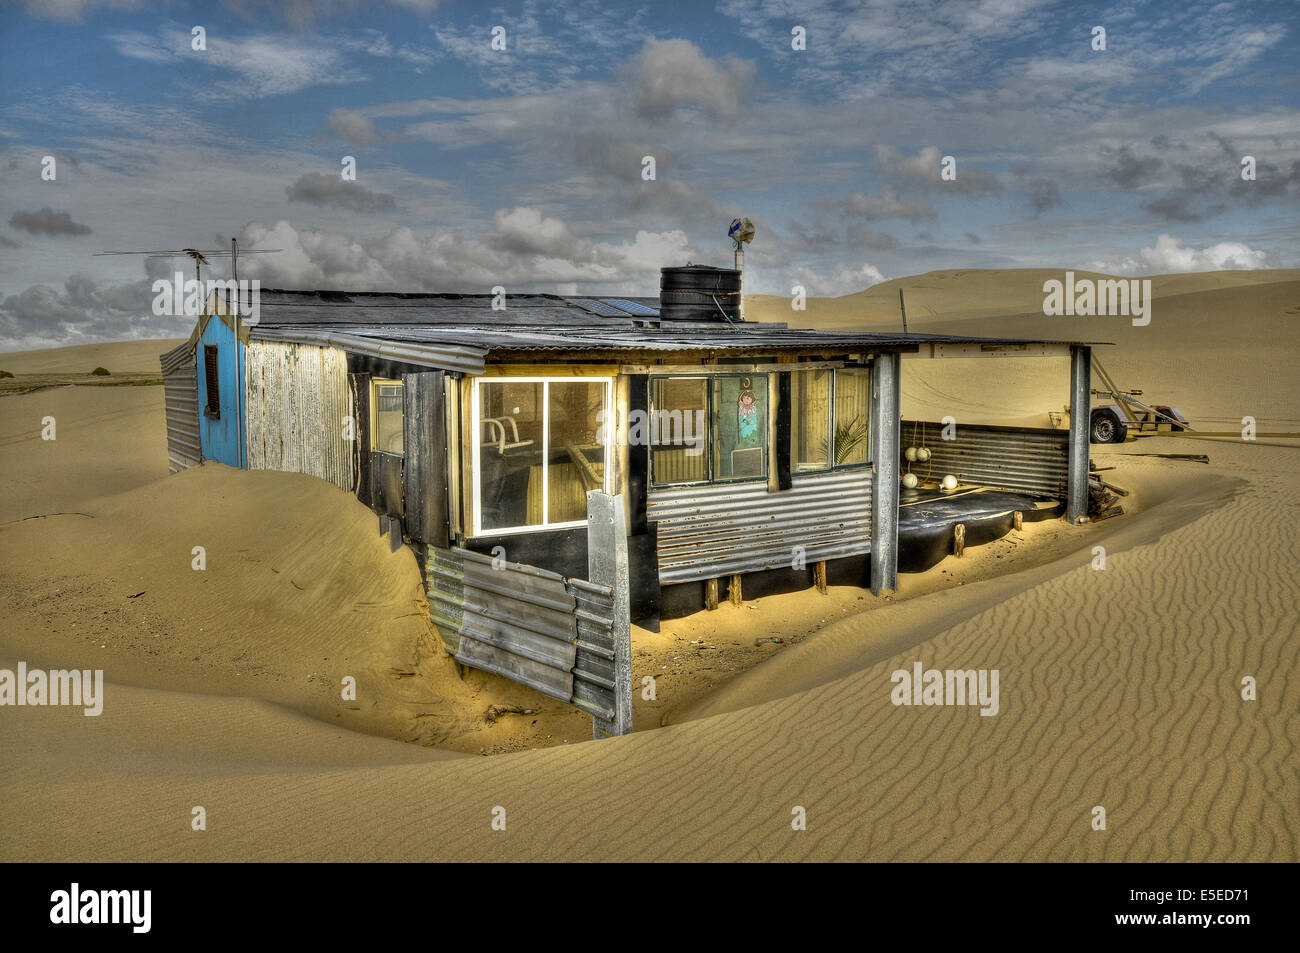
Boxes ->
[649,374,769,485]
[791,368,831,471]
[712,375,767,480]
[833,368,870,465]
[203,345,220,418]
[649,377,708,485]
[371,380,404,454]
[786,367,871,471]
[473,377,613,535]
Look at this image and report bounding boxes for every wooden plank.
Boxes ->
[705,577,718,611]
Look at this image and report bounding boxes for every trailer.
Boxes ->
[1088,355,1191,444]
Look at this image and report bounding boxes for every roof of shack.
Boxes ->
[246,289,1107,376]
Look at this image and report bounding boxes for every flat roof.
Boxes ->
[245,289,1108,374]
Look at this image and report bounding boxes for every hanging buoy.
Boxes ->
[904,446,918,462]
[916,447,931,462]
[902,472,919,488]
[941,474,958,491]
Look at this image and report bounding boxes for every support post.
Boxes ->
[587,491,632,738]
[728,573,743,606]
[870,352,901,595]
[705,577,719,611]
[1068,345,1092,523]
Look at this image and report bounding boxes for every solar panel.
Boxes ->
[604,298,659,316]
[565,297,628,318]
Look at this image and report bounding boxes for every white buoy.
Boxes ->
[941,474,958,491]
[904,446,918,462]
[902,472,919,489]
[916,447,931,462]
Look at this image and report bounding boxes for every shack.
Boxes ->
[161,266,1103,626]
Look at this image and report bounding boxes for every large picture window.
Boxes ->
[473,376,613,535]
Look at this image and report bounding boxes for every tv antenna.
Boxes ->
[94,243,279,285]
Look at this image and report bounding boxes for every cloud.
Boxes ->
[285,173,397,212]
[789,262,887,297]
[844,187,936,223]
[1098,144,1162,189]
[8,207,92,236]
[622,38,756,121]
[873,145,1002,196]
[326,108,381,146]
[109,28,364,99]
[234,212,696,293]
[1089,234,1269,275]
[1026,178,1062,216]
[22,0,143,21]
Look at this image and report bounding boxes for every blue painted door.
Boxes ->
[195,316,245,468]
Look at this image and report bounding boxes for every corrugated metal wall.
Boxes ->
[160,342,201,473]
[428,547,579,702]
[245,340,355,492]
[900,420,1068,496]
[647,468,872,584]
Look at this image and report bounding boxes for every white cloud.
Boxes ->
[1090,234,1270,275]
[622,38,756,121]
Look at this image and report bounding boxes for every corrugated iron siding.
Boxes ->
[900,420,1067,496]
[245,340,355,492]
[428,547,579,703]
[648,469,872,584]
[160,346,201,473]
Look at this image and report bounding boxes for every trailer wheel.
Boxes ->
[1090,408,1128,444]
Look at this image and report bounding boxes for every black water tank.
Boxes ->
[659,265,741,322]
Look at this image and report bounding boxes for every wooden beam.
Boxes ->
[705,577,719,611]
[814,560,827,594]
[728,573,743,607]
[620,360,846,376]
[953,522,966,557]
[1013,510,1023,532]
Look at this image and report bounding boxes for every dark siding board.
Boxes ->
[465,525,660,626]
[626,374,649,535]
[776,372,792,490]
[402,370,449,547]
[352,372,372,506]
[371,451,404,517]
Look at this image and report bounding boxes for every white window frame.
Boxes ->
[471,375,614,537]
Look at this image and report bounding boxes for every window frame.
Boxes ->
[470,375,614,537]
[785,366,873,476]
[648,371,773,488]
[203,345,221,419]
[370,378,405,456]
[647,366,872,488]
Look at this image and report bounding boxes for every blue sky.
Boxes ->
[1,0,1298,348]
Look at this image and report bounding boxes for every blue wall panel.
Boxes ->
[196,316,245,468]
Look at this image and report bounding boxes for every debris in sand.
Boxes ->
[754,637,786,646]
[484,703,536,724]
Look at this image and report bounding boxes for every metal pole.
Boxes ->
[1068,345,1091,523]
[587,491,632,737]
[870,352,901,595]
[734,241,744,322]
[233,237,245,469]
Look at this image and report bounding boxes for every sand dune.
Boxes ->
[2,271,1297,862]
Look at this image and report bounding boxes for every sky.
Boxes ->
[1,0,1297,349]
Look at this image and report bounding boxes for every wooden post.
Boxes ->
[1013,510,1023,531]
[953,522,966,557]
[814,560,827,594]
[705,577,719,611]
[728,573,743,606]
